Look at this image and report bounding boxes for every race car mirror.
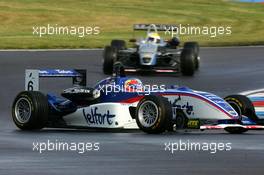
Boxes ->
[72,69,86,87]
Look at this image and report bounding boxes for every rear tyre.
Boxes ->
[135,95,172,134]
[103,46,118,75]
[12,91,49,130]
[183,42,200,70]
[180,49,196,76]
[111,40,126,50]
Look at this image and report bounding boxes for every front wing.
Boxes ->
[124,67,180,74]
[201,124,264,130]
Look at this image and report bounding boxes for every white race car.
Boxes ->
[103,24,200,76]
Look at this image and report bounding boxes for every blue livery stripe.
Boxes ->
[256,111,264,116]
[39,69,82,77]
[249,97,264,102]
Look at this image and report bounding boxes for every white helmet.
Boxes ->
[147,32,161,44]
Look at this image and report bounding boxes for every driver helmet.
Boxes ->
[124,78,143,92]
[147,32,161,44]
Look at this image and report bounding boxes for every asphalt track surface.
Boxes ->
[0,47,264,175]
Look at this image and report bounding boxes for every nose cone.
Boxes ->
[142,56,152,64]
[139,43,158,65]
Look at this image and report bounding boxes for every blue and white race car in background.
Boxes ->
[103,24,200,76]
[12,67,264,134]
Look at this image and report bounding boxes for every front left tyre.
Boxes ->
[135,95,172,134]
[183,42,200,70]
[12,91,49,130]
[180,49,196,76]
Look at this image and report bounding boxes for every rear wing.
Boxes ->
[133,24,178,31]
[25,69,86,91]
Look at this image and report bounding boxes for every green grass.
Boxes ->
[0,0,264,48]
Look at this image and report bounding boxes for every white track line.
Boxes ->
[0,48,103,52]
[240,88,264,96]
[202,45,264,49]
[0,45,263,52]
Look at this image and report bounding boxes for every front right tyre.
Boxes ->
[135,95,172,134]
[103,46,118,75]
[111,40,126,50]
[12,91,49,130]
[223,94,258,134]
[224,95,258,122]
